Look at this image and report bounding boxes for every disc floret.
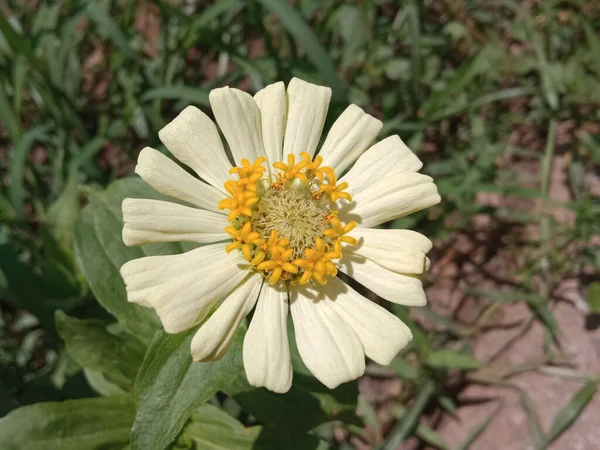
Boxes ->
[219,153,357,286]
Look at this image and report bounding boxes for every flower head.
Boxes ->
[120,78,440,393]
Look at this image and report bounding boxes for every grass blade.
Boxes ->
[84,3,135,59]
[456,403,502,450]
[258,0,347,102]
[421,47,489,118]
[431,87,536,121]
[0,14,39,68]
[393,406,450,450]
[381,379,436,449]
[10,125,51,220]
[141,85,210,106]
[540,382,597,448]
[518,390,543,448]
[0,79,19,140]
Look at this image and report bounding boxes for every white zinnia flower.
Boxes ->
[120,78,440,393]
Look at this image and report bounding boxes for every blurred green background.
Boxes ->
[1,0,600,448]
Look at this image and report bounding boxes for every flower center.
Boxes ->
[218,152,357,286]
[252,185,327,260]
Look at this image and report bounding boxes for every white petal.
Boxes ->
[191,275,263,362]
[120,243,248,333]
[122,198,229,246]
[319,105,382,176]
[351,228,432,274]
[243,283,293,393]
[209,87,265,165]
[290,284,365,389]
[282,78,331,159]
[323,277,412,365]
[338,253,427,306]
[339,135,424,194]
[158,106,232,192]
[254,82,287,169]
[135,147,225,213]
[341,172,440,228]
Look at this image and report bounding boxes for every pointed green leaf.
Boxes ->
[540,382,597,448]
[0,395,134,450]
[131,328,245,450]
[55,311,146,391]
[425,349,483,371]
[74,178,185,340]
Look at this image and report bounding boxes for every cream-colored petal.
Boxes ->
[254,82,286,170]
[122,198,229,246]
[158,106,232,192]
[243,283,292,393]
[282,78,331,159]
[120,243,248,333]
[209,87,265,165]
[191,274,263,362]
[339,135,423,194]
[338,253,427,306]
[322,277,412,365]
[350,228,432,274]
[318,105,382,176]
[290,284,365,389]
[340,172,440,228]
[135,147,224,213]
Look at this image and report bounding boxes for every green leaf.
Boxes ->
[526,295,559,342]
[0,80,19,140]
[84,2,135,59]
[74,178,183,340]
[421,48,490,118]
[431,87,536,121]
[455,403,502,450]
[0,243,58,336]
[0,14,40,68]
[425,349,483,371]
[141,85,210,106]
[579,131,600,165]
[587,283,600,313]
[518,390,543,448]
[184,0,244,47]
[389,356,419,381]
[258,0,347,102]
[178,403,326,449]
[0,395,134,450]
[438,395,458,418]
[9,124,51,220]
[69,137,108,173]
[56,311,146,391]
[392,405,450,450]
[540,382,597,448]
[382,380,436,448]
[225,318,359,435]
[226,371,359,436]
[131,328,245,450]
[177,404,261,450]
[46,172,80,259]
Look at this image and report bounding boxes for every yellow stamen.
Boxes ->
[292,238,340,285]
[273,154,308,182]
[300,152,328,181]
[318,169,353,202]
[323,217,358,245]
[225,222,264,260]
[219,153,357,286]
[257,243,298,285]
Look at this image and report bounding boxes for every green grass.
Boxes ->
[1,0,599,448]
